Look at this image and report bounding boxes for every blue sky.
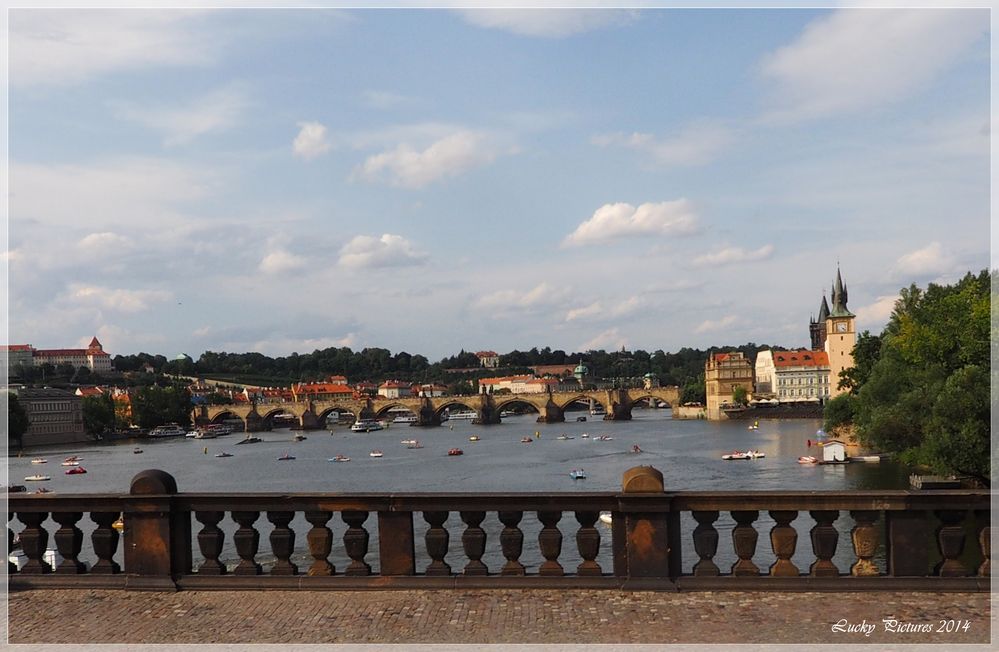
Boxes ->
[6,7,991,360]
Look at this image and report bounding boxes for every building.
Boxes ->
[378,380,412,399]
[417,383,448,397]
[4,345,35,374]
[823,269,856,399]
[475,351,500,368]
[31,337,114,375]
[292,382,354,402]
[704,352,754,420]
[11,387,89,446]
[809,296,830,351]
[529,363,576,377]
[821,440,847,463]
[479,375,557,394]
[769,349,831,401]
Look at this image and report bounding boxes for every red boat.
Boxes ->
[65,466,87,475]
[448,448,463,456]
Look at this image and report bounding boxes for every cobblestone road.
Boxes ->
[6,589,992,645]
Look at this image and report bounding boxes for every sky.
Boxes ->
[5,6,992,361]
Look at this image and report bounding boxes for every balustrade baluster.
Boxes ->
[498,511,525,576]
[934,509,969,577]
[808,510,839,577]
[768,510,799,577]
[849,510,880,576]
[574,511,601,576]
[17,512,51,574]
[691,511,720,576]
[267,511,298,576]
[194,511,226,575]
[305,510,335,576]
[730,510,760,576]
[977,518,991,577]
[231,511,262,575]
[423,511,451,576]
[341,510,371,576]
[460,511,488,575]
[9,512,16,574]
[538,511,564,576]
[52,512,86,574]
[90,512,121,574]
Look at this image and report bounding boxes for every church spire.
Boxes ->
[818,294,830,322]
[829,267,854,317]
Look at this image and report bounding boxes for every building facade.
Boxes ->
[704,352,754,420]
[12,387,89,446]
[24,337,114,375]
[771,350,831,401]
[475,351,500,368]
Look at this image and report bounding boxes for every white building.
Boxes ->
[475,351,500,368]
[31,337,114,374]
[479,375,557,394]
[766,349,831,402]
[378,380,412,399]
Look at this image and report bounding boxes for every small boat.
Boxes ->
[631,445,642,453]
[293,434,307,441]
[556,434,573,440]
[576,416,587,422]
[798,456,818,464]
[351,419,384,433]
[278,453,295,461]
[599,512,612,525]
[520,437,533,443]
[369,450,384,458]
[63,456,80,462]
[33,487,52,494]
[24,475,50,482]
[30,458,47,465]
[448,448,463,456]
[569,469,586,480]
[61,461,80,467]
[580,433,590,439]
[747,421,760,431]
[407,441,424,449]
[468,435,480,442]
[329,455,351,462]
[400,438,418,445]
[65,466,87,475]
[133,448,143,454]
[215,451,233,458]
[185,430,200,438]
[722,450,766,460]
[597,435,613,441]
[235,435,262,445]
[194,429,217,439]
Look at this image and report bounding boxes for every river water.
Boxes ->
[9,409,912,574]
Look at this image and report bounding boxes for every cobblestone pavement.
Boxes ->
[6,588,992,645]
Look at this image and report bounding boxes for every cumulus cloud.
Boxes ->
[892,242,953,278]
[259,249,307,274]
[78,232,132,251]
[580,328,628,352]
[565,302,602,322]
[293,121,332,160]
[455,8,636,38]
[65,283,173,313]
[855,295,898,327]
[474,282,570,314]
[693,244,774,267]
[694,315,738,334]
[110,84,248,146]
[563,200,699,248]
[759,9,987,122]
[351,131,504,188]
[592,121,733,167]
[338,234,428,269]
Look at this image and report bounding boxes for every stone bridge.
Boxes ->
[193,386,680,432]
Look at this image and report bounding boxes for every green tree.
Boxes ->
[82,393,116,438]
[731,385,749,406]
[822,393,855,432]
[132,385,192,428]
[6,393,29,449]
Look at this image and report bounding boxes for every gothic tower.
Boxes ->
[809,295,830,350]
[824,267,856,399]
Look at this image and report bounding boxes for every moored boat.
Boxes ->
[407,440,424,449]
[133,447,143,454]
[798,456,818,464]
[149,424,187,438]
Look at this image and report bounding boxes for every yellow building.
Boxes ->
[705,351,754,420]
[824,268,856,398]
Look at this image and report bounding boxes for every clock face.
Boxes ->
[836,322,848,333]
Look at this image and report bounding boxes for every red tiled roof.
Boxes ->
[773,350,829,368]
[475,351,499,357]
[3,345,33,351]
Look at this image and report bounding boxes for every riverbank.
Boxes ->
[8,588,990,645]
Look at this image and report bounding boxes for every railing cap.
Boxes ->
[622,466,664,493]
[130,469,179,495]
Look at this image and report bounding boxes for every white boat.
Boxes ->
[392,414,418,424]
[185,430,199,438]
[500,411,516,418]
[468,435,480,442]
[215,451,233,458]
[194,429,217,439]
[722,450,766,460]
[400,438,418,445]
[369,450,384,458]
[569,469,587,480]
[447,410,477,420]
[329,455,351,462]
[798,456,818,464]
[580,433,590,439]
[590,406,606,416]
[25,475,50,482]
[407,441,424,449]
[556,434,573,440]
[351,419,384,433]
[61,461,80,467]
[30,458,47,465]
[149,424,187,438]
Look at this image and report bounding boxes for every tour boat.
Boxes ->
[631,445,643,453]
[447,410,477,420]
[468,435,480,442]
[65,466,87,475]
[369,450,384,458]
[149,424,187,438]
[569,469,586,480]
[722,450,766,460]
[133,448,143,454]
[556,434,573,440]
[351,419,384,433]
[448,448,463,456]
[590,405,606,416]
[24,475,50,482]
[392,414,418,424]
[400,438,418,445]
[329,455,351,462]
[215,451,233,458]
[186,430,200,438]
[520,437,533,443]
[61,461,80,467]
[30,458,47,465]
[798,455,818,464]
[278,453,295,461]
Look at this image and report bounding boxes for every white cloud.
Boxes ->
[78,232,132,251]
[855,295,898,327]
[566,302,602,322]
[360,90,417,110]
[338,234,428,269]
[474,282,570,314]
[259,249,307,274]
[694,315,738,334]
[10,10,217,87]
[65,284,173,313]
[563,200,699,248]
[110,85,249,146]
[592,121,733,167]
[759,9,987,122]
[293,121,333,160]
[580,328,628,352]
[568,296,643,322]
[892,242,953,278]
[352,131,504,188]
[693,244,774,267]
[455,9,636,38]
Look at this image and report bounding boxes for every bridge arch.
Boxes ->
[316,405,360,424]
[374,402,419,419]
[556,395,608,412]
[492,397,545,414]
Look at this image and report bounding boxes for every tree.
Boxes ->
[132,385,193,428]
[6,393,29,449]
[731,386,749,406]
[82,393,116,438]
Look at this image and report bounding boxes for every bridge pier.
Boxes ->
[472,395,501,425]
[536,398,564,424]
[300,410,321,430]
[244,410,264,432]
[416,398,441,427]
[604,390,633,421]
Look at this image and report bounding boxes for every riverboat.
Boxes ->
[448,448,463,456]
[149,424,187,438]
[446,410,477,420]
[194,429,217,439]
[590,405,606,416]
[24,475,50,482]
[235,435,261,445]
[400,438,418,445]
[520,437,533,443]
[390,410,418,424]
[133,448,143,454]
[569,469,586,480]
[722,450,766,460]
[30,458,47,465]
[351,419,384,433]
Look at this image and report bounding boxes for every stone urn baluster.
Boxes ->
[730,510,760,576]
[934,510,970,577]
[538,511,564,576]
[17,511,52,574]
[423,511,451,576]
[341,510,371,576]
[305,510,335,576]
[808,510,839,577]
[691,511,720,576]
[194,511,226,575]
[575,511,602,576]
[52,512,86,574]
[849,510,880,577]
[768,510,799,577]
[268,511,298,576]
[460,511,488,575]
[231,510,262,575]
[90,512,121,574]
[498,511,525,576]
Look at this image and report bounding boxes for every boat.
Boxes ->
[112,518,124,533]
[590,405,606,416]
[235,435,262,445]
[24,475,50,482]
[631,445,643,453]
[293,434,307,441]
[61,461,80,467]
[468,435,480,442]
[556,434,573,440]
[599,512,612,525]
[215,451,233,458]
[185,430,200,438]
[329,455,351,462]
[64,455,81,462]
[576,416,587,422]
[580,433,590,439]
[133,447,143,454]
[448,448,464,456]
[33,487,52,494]
[569,469,586,480]
[499,411,516,418]
[446,410,477,420]
[798,456,818,464]
[351,419,384,433]
[278,453,296,461]
[520,437,533,443]
[205,424,233,436]
[149,424,187,438]
[30,458,47,465]
[65,466,87,475]
[747,421,759,431]
[194,429,217,439]
[597,435,613,441]
[722,450,766,460]
[400,438,418,445]
[369,450,384,458]
[391,414,418,424]
[407,440,424,449]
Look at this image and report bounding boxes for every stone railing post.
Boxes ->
[123,469,191,590]
[378,511,415,576]
[616,466,675,582]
